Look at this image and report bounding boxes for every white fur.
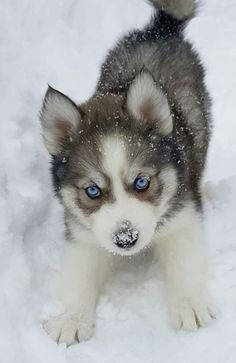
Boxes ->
[45,187,214,345]
[44,142,214,345]
[154,203,215,330]
[41,88,80,155]
[44,201,215,345]
[127,71,173,135]
[91,137,156,255]
[60,137,178,255]
[150,0,195,20]
[44,236,110,345]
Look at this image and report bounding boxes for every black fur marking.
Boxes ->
[156,11,185,38]
[51,155,68,193]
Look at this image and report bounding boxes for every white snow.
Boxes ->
[0,0,236,362]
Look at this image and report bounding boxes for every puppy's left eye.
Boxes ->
[133,176,150,191]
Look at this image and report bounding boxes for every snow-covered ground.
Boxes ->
[0,0,236,362]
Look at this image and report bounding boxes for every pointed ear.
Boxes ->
[40,86,81,155]
[126,70,173,135]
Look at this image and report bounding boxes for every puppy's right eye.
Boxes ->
[133,176,150,192]
[85,185,101,199]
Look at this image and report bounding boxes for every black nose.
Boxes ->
[112,221,139,249]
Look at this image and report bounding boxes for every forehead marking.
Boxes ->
[102,136,128,197]
[102,136,127,175]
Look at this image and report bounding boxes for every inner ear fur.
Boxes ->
[40,86,81,155]
[126,69,173,135]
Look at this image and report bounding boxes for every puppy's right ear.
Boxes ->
[40,86,81,155]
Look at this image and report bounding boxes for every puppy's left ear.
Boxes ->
[40,86,81,155]
[126,70,173,135]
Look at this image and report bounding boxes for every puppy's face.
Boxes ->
[40,71,177,255]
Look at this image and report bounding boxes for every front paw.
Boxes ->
[168,292,216,331]
[43,311,94,346]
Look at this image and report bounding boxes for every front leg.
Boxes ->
[156,204,215,331]
[44,234,110,345]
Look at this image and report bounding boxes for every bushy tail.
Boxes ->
[148,0,196,37]
[149,0,195,21]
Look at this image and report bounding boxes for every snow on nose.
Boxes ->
[112,221,139,249]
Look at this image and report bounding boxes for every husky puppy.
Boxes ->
[41,0,215,345]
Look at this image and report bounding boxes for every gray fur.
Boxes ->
[95,0,211,197]
[40,0,211,233]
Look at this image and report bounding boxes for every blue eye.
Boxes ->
[134,176,150,191]
[85,185,101,199]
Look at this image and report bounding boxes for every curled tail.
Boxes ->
[148,0,196,37]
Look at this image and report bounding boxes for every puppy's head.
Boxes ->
[40,70,178,255]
